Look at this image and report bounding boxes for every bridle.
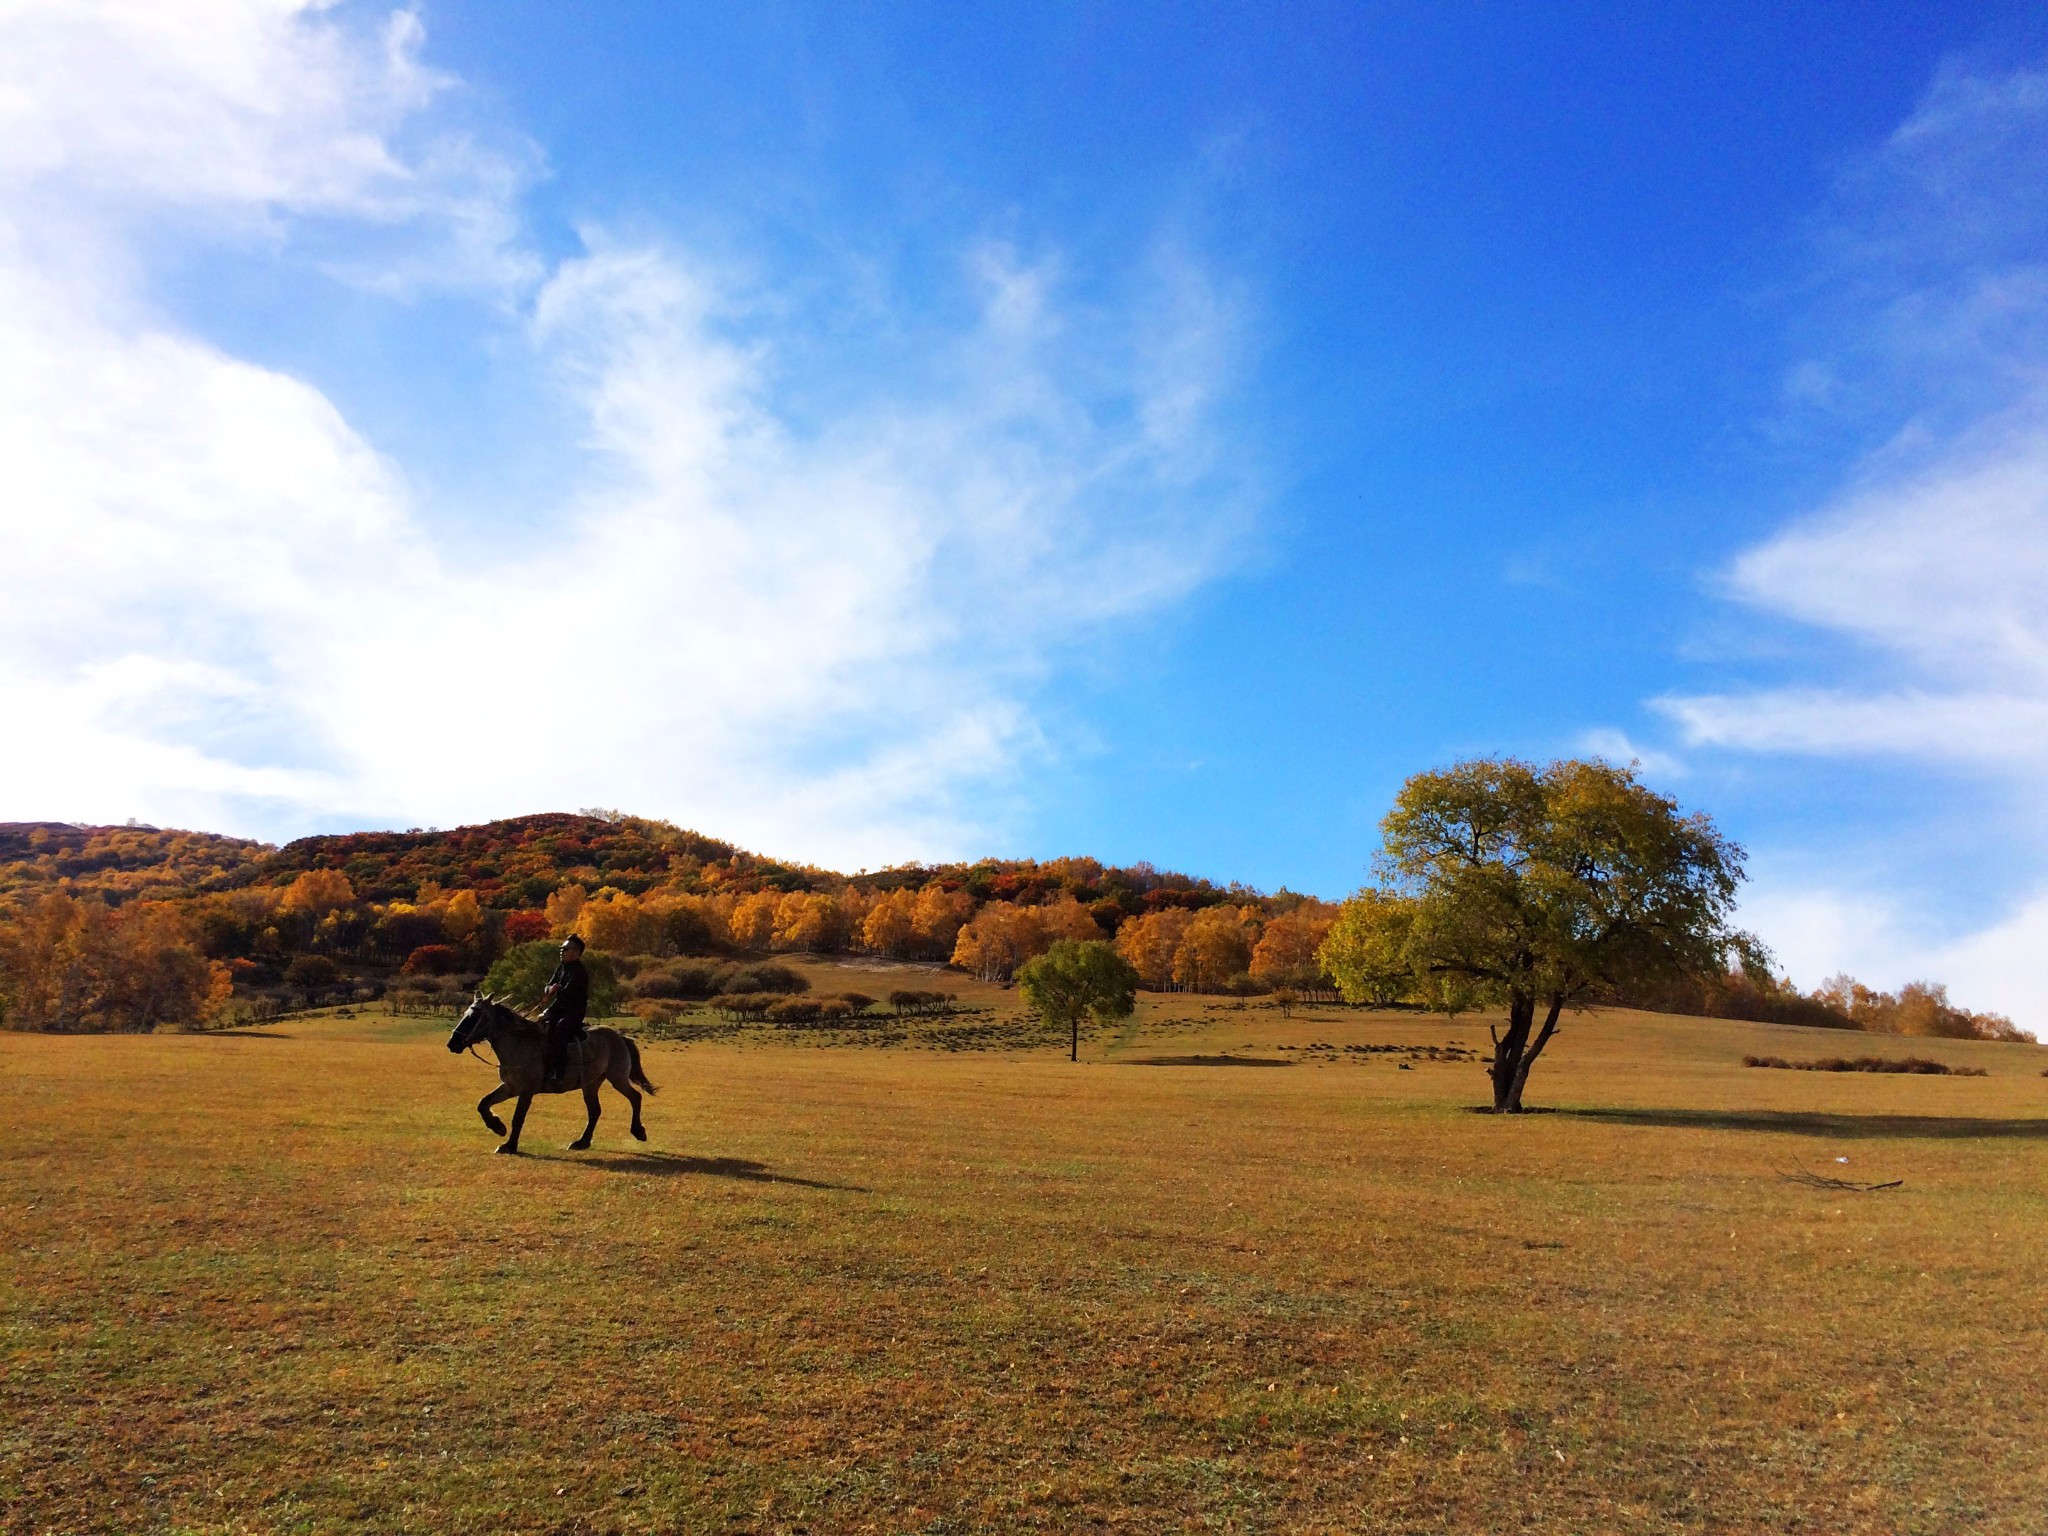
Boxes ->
[455,999,504,1068]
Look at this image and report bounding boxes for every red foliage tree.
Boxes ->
[503,910,550,945]
[402,944,460,976]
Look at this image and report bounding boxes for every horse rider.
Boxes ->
[538,934,591,1088]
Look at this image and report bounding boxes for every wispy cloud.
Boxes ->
[1653,56,2048,1020]
[1572,728,1685,779]
[0,2,1253,867]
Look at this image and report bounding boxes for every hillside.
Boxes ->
[0,813,1243,913]
[0,813,2019,1043]
[0,822,269,902]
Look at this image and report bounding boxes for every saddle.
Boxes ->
[543,1035,587,1091]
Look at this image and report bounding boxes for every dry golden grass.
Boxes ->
[5,969,2048,1534]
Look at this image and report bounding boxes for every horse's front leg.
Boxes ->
[477,1084,516,1138]
[568,1085,601,1151]
[498,1094,534,1155]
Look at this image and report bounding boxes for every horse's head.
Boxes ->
[448,992,497,1054]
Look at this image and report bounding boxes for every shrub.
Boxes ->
[837,992,875,1014]
[626,998,685,1026]
[888,988,955,1016]
[717,994,773,1021]
[632,969,683,1000]
[766,998,821,1025]
[815,998,855,1024]
[1743,1054,1986,1076]
[285,954,340,987]
[670,961,729,998]
[402,944,460,976]
[722,962,810,996]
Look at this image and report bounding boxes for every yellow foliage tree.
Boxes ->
[545,883,589,938]
[278,868,355,918]
[1113,908,1193,990]
[861,889,917,956]
[1172,906,1256,992]
[440,889,482,944]
[580,889,651,954]
[729,890,780,951]
[912,883,974,958]
[1039,895,1106,944]
[950,901,1048,982]
[772,892,842,953]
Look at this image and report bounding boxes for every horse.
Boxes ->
[447,993,657,1155]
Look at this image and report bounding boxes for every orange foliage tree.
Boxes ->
[950,902,1047,982]
[861,889,917,957]
[0,893,232,1032]
[1113,908,1193,990]
[912,883,974,959]
[728,891,781,951]
[1249,902,1337,992]
[1171,905,1258,992]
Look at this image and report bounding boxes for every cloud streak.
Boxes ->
[1651,57,2048,1022]
[0,1,1253,869]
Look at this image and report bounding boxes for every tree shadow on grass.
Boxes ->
[1562,1107,2048,1141]
[550,1150,868,1191]
[1125,1054,1295,1068]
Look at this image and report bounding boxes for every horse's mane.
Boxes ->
[479,995,540,1030]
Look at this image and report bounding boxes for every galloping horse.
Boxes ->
[448,994,657,1155]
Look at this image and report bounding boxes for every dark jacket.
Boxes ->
[540,957,590,1031]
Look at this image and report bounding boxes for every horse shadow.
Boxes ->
[1561,1107,2048,1141]
[549,1149,868,1191]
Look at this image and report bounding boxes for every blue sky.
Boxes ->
[5,2,2048,1021]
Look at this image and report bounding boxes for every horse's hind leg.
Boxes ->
[477,1085,516,1138]
[498,1094,533,1156]
[568,1085,601,1151]
[610,1056,647,1141]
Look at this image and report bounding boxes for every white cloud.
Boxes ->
[1572,728,1685,779]
[0,1,1250,868]
[1740,876,2048,1033]
[1659,57,2048,1026]
[0,0,540,292]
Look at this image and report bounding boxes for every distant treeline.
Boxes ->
[1613,969,2027,1043]
[0,813,2025,1041]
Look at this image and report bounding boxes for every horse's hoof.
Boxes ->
[630,1124,647,1142]
[568,1139,592,1151]
[495,1144,521,1156]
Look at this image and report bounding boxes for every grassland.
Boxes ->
[5,964,2048,1534]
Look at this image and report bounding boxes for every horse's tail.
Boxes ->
[626,1035,658,1095]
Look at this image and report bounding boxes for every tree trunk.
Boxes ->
[1071,1014,1079,1063]
[1505,992,1564,1111]
[1488,990,1536,1111]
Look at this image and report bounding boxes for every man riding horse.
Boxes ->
[538,934,590,1089]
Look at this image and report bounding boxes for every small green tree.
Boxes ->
[1317,890,1419,1008]
[1332,758,1755,1112]
[483,940,621,1019]
[1016,939,1140,1062]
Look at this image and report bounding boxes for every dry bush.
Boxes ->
[721,962,809,996]
[625,998,686,1026]
[1743,1054,1987,1076]
[888,989,956,1016]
